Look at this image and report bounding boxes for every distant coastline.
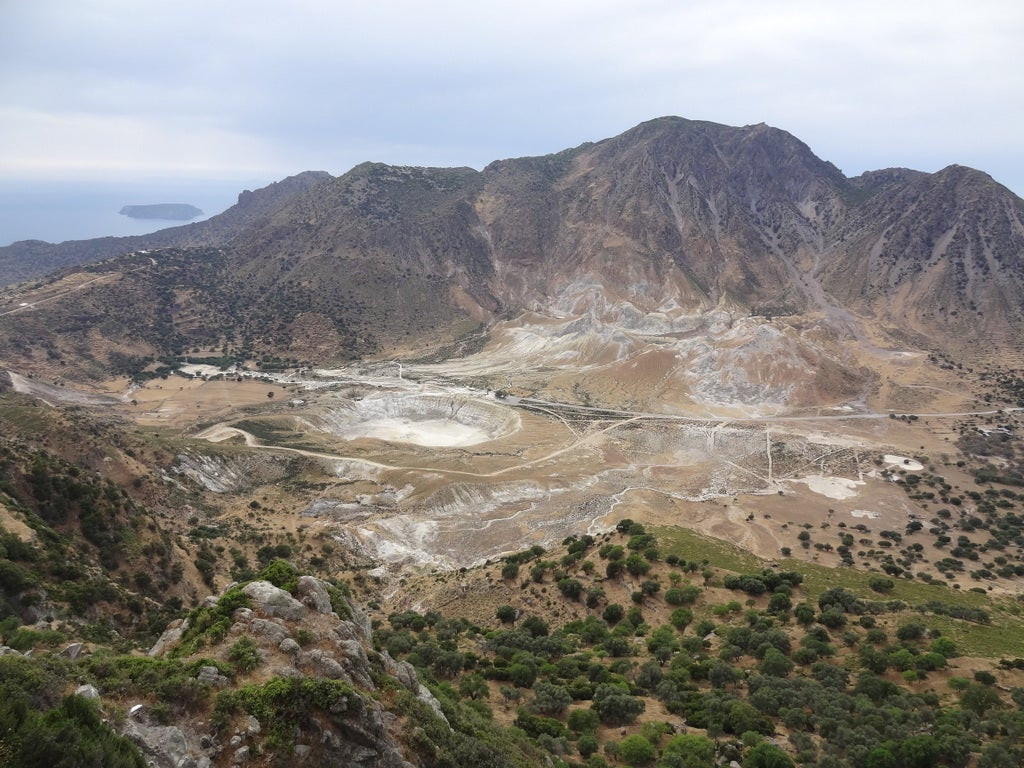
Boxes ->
[119,203,203,221]
[0,178,262,246]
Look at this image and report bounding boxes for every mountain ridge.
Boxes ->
[1,117,1022,381]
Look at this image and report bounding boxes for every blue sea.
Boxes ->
[0,177,274,247]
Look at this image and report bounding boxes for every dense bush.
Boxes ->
[592,683,644,725]
[213,676,361,746]
[0,655,145,768]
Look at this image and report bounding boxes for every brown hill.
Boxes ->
[1,117,1022,379]
[827,164,1024,353]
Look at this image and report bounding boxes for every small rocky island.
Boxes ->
[119,203,203,220]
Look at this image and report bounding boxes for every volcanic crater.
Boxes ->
[313,392,522,447]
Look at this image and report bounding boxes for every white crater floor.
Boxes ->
[316,392,522,447]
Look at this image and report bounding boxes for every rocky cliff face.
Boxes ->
[467,118,1024,360]
[474,118,848,318]
[826,164,1024,351]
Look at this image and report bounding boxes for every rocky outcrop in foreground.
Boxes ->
[126,576,445,768]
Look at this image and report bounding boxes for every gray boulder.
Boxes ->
[123,719,195,768]
[232,607,253,621]
[60,642,84,659]
[241,581,305,621]
[248,618,290,647]
[244,715,261,736]
[303,649,350,682]
[297,576,334,614]
[75,683,100,699]
[196,666,228,688]
[379,651,447,726]
[149,618,189,657]
[346,599,373,642]
[416,684,449,727]
[23,595,56,624]
[380,652,419,692]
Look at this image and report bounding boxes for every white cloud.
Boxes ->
[0,107,281,178]
[0,0,1021,193]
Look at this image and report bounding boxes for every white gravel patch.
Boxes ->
[793,474,864,500]
[883,454,924,471]
[850,509,881,519]
[179,364,228,377]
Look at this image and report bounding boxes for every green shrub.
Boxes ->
[0,558,38,593]
[592,683,644,725]
[4,627,64,651]
[172,586,251,656]
[577,732,599,758]
[663,733,716,768]
[228,637,261,673]
[743,741,794,768]
[213,676,360,746]
[528,681,571,716]
[0,656,144,768]
[895,622,926,642]
[603,604,624,625]
[868,576,894,593]
[258,559,298,593]
[81,655,214,713]
[3,693,146,768]
[513,707,567,739]
[618,734,655,766]
[567,707,600,733]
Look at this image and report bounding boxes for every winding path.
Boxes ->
[0,257,156,318]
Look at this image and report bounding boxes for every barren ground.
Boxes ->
[5,307,1016,594]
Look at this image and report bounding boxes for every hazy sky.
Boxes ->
[2,0,1022,195]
